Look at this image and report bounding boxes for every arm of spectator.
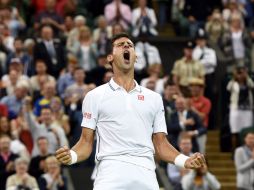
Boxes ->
[181,170,196,190]
[234,147,254,173]
[199,50,217,70]
[104,5,116,24]
[120,6,132,26]
[226,80,235,92]
[148,9,157,27]
[192,113,207,136]
[46,18,65,31]
[204,172,221,190]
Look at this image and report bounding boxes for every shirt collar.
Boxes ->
[108,78,142,93]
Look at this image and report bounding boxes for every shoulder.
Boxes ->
[86,84,108,96]
[235,146,244,155]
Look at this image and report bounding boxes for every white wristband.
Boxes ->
[174,154,189,168]
[69,150,78,165]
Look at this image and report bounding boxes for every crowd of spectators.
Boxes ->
[0,0,254,189]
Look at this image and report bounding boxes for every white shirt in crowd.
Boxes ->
[81,78,167,170]
[192,46,217,75]
[135,42,162,71]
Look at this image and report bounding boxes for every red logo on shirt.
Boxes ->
[84,112,92,119]
[138,95,144,101]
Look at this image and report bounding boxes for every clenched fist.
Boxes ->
[55,146,72,165]
[184,152,206,169]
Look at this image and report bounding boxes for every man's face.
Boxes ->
[179,138,192,154]
[9,70,18,84]
[36,62,47,73]
[139,0,147,8]
[190,85,202,97]
[164,85,178,99]
[14,40,23,52]
[41,109,52,124]
[175,97,186,112]
[109,37,136,73]
[74,69,85,82]
[245,133,254,148]
[46,0,56,10]
[196,39,206,48]
[38,138,49,153]
[41,27,53,41]
[184,48,193,58]
[0,136,11,153]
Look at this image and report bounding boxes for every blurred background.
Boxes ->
[0,0,254,190]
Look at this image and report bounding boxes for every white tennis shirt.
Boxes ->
[81,78,167,170]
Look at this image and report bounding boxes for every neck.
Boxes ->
[113,73,135,92]
[41,151,48,156]
[76,81,84,86]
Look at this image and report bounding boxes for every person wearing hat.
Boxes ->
[189,78,211,154]
[172,41,205,97]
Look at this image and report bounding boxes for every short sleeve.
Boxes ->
[171,61,179,76]
[153,96,168,134]
[81,92,98,130]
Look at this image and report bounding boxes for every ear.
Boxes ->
[107,54,113,64]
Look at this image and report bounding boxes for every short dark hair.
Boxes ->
[74,66,85,72]
[37,136,48,143]
[107,33,132,54]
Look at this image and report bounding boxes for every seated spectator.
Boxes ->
[24,101,69,156]
[189,78,211,154]
[132,0,158,38]
[34,25,66,78]
[104,0,132,31]
[0,135,19,188]
[0,82,29,119]
[50,97,70,135]
[1,58,30,94]
[234,131,254,190]
[140,64,166,95]
[167,134,192,190]
[33,81,57,116]
[38,156,67,190]
[6,38,30,76]
[57,55,77,99]
[29,137,51,180]
[24,38,36,76]
[93,15,112,57]
[172,41,205,97]
[135,36,162,83]
[181,160,221,190]
[205,11,229,45]
[220,12,251,73]
[34,0,64,35]
[30,59,56,94]
[66,15,86,50]
[6,157,39,190]
[227,66,254,150]
[167,96,206,152]
[68,26,97,72]
[0,116,11,136]
[163,81,179,131]
[193,29,217,101]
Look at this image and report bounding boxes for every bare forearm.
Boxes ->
[71,139,93,162]
[153,133,180,164]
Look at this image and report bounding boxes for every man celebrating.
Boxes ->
[56,33,206,190]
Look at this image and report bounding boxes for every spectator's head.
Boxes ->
[244,131,254,149]
[9,58,23,74]
[175,96,186,112]
[0,116,10,135]
[42,81,56,99]
[147,64,162,77]
[107,33,136,72]
[35,59,47,75]
[211,11,222,22]
[146,78,156,91]
[97,54,108,67]
[79,26,91,41]
[41,25,54,41]
[178,133,192,155]
[50,97,63,113]
[74,15,86,28]
[112,23,125,36]
[40,107,53,126]
[0,134,11,153]
[103,70,114,83]
[195,29,207,48]
[183,41,194,59]
[64,15,74,31]
[97,15,107,29]
[15,157,29,175]
[74,67,85,84]
[37,136,49,155]
[67,54,78,74]
[9,69,19,85]
[233,66,248,82]
[138,0,147,8]
[24,38,35,53]
[45,0,56,11]
[164,81,178,101]
[230,13,243,29]
[14,82,29,100]
[189,78,204,97]
[13,37,24,53]
[45,156,60,174]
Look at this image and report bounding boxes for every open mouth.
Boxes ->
[123,51,130,62]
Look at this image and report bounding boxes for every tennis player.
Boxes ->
[56,33,206,190]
